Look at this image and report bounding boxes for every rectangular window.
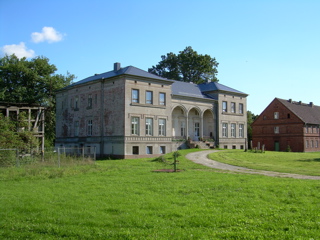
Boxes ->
[306,140,309,148]
[239,103,244,114]
[231,102,235,113]
[132,146,139,155]
[88,94,92,108]
[75,96,79,109]
[146,118,153,136]
[70,98,74,108]
[74,121,79,137]
[274,126,279,134]
[231,123,236,137]
[274,112,279,119]
[132,89,139,103]
[316,140,319,148]
[159,119,166,136]
[311,140,314,148]
[160,146,166,154]
[146,146,153,154]
[87,120,93,136]
[222,101,227,112]
[131,117,139,135]
[146,91,153,104]
[222,123,228,137]
[239,124,244,138]
[159,93,166,105]
[181,121,185,136]
[95,94,98,105]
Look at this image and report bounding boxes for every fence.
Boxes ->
[0,147,96,168]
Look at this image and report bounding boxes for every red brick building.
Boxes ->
[252,98,320,152]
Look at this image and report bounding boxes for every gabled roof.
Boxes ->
[277,98,320,125]
[70,65,173,87]
[198,82,248,96]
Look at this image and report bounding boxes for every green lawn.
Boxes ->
[0,149,320,239]
[208,150,320,176]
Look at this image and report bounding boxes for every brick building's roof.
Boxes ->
[67,63,247,100]
[277,98,320,124]
[71,65,172,87]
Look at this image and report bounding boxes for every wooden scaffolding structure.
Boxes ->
[0,102,45,154]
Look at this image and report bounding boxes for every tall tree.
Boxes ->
[148,46,219,84]
[247,110,258,147]
[0,54,75,146]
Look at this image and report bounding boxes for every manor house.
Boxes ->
[55,63,248,158]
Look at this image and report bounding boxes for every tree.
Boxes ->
[247,110,258,147]
[148,46,219,84]
[0,54,75,146]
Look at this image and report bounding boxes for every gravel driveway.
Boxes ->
[185,150,320,180]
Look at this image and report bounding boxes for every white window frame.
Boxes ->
[131,117,139,135]
[146,118,153,136]
[222,123,228,137]
[181,121,186,137]
[274,112,279,119]
[146,146,153,154]
[231,123,236,137]
[158,119,166,136]
[239,124,244,138]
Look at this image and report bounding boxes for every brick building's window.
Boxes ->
[159,119,166,136]
[159,93,166,105]
[274,126,279,134]
[239,124,244,138]
[132,89,139,103]
[231,123,236,137]
[75,96,79,110]
[231,102,235,113]
[132,146,139,155]
[146,91,153,104]
[87,120,93,136]
[222,101,227,112]
[160,146,166,154]
[306,140,309,148]
[74,121,79,137]
[146,118,153,136]
[274,112,279,119]
[88,94,92,108]
[146,146,153,154]
[239,103,244,114]
[131,117,139,135]
[316,140,319,148]
[222,123,228,137]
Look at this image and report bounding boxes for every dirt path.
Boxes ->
[185,150,320,180]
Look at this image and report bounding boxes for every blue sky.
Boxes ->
[1,0,319,115]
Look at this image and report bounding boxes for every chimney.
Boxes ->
[298,101,302,105]
[309,102,314,107]
[288,99,292,103]
[114,62,121,71]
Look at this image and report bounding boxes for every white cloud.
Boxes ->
[31,27,64,43]
[1,42,35,58]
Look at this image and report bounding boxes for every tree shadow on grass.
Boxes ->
[297,158,320,162]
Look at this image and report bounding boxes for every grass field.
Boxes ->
[208,150,320,176]
[0,149,320,239]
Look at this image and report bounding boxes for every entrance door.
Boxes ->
[274,141,280,151]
